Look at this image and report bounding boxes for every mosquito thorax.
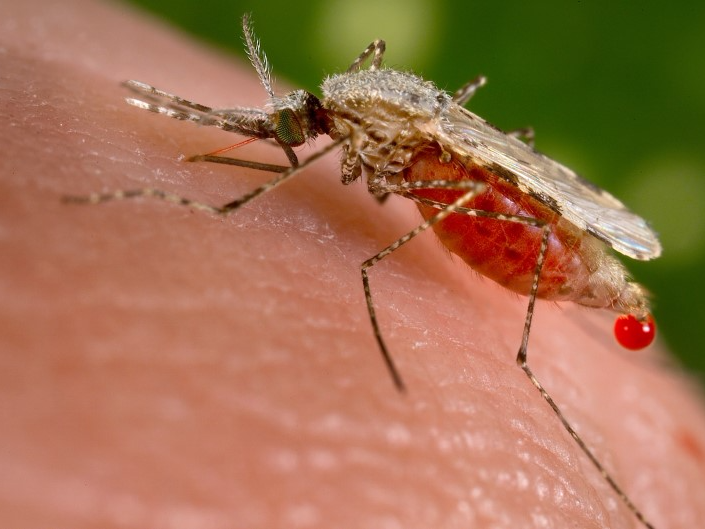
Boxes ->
[322,69,450,118]
[268,89,329,146]
[320,70,453,180]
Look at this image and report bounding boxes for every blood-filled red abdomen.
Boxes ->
[403,149,597,303]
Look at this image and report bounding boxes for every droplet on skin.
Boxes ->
[614,313,656,350]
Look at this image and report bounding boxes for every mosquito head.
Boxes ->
[241,15,334,147]
[268,90,333,146]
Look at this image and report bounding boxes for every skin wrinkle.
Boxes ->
[1,1,705,528]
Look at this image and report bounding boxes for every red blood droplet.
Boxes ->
[614,314,655,350]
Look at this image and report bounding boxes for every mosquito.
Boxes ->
[64,14,662,528]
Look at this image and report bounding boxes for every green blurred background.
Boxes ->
[126,0,705,379]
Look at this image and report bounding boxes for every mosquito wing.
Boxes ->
[435,104,661,261]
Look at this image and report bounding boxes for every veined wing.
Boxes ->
[435,104,661,260]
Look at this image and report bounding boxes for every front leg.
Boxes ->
[340,139,364,185]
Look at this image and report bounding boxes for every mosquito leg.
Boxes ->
[214,138,339,212]
[62,188,226,215]
[368,175,485,196]
[516,226,655,529]
[187,154,289,173]
[371,178,541,226]
[382,183,654,526]
[452,75,487,107]
[346,40,387,73]
[399,191,544,226]
[63,138,344,216]
[278,143,300,167]
[507,126,535,148]
[361,183,483,392]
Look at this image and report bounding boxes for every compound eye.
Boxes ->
[275,108,306,146]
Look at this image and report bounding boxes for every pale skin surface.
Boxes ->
[2,1,705,528]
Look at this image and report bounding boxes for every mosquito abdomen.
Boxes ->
[404,149,650,316]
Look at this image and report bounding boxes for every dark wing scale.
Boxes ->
[435,105,661,261]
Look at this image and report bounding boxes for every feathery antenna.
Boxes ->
[242,13,274,98]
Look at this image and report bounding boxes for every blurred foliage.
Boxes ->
[126,0,705,378]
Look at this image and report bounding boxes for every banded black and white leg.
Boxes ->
[361,176,549,392]
[515,237,655,529]
[452,75,487,106]
[507,127,535,148]
[450,76,535,148]
[63,139,343,215]
[347,40,387,73]
[374,177,654,529]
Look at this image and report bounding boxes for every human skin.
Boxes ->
[2,1,705,528]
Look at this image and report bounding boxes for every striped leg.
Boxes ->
[63,139,342,216]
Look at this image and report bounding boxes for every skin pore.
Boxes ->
[2,1,705,527]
